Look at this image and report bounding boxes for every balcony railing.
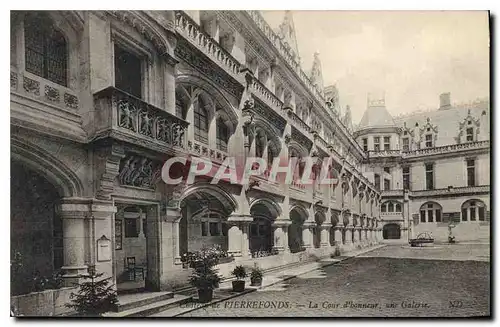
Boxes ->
[381,189,404,197]
[411,185,490,197]
[367,149,402,158]
[175,11,241,77]
[287,110,311,134]
[93,87,188,150]
[404,141,490,158]
[11,69,80,111]
[251,77,284,111]
[187,140,227,163]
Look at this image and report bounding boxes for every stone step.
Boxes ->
[116,291,174,312]
[104,294,192,318]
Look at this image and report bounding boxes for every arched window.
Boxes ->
[381,201,402,213]
[24,13,68,87]
[461,200,486,222]
[419,202,442,223]
[194,97,209,144]
[216,118,229,152]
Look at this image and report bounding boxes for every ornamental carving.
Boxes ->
[291,126,313,151]
[250,98,286,134]
[23,76,40,96]
[44,85,60,102]
[118,155,162,189]
[117,99,138,132]
[64,93,79,109]
[174,38,243,99]
[139,110,154,137]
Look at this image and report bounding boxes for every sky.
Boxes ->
[260,11,490,124]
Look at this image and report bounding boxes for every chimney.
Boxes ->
[439,92,451,109]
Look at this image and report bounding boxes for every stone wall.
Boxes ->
[11,287,77,316]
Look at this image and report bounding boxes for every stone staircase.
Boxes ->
[103,291,192,317]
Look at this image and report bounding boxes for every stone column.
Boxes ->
[334,225,343,246]
[227,214,253,258]
[273,220,291,253]
[302,222,314,249]
[240,222,251,259]
[320,223,332,247]
[165,208,182,265]
[352,226,359,244]
[344,226,353,245]
[59,202,88,284]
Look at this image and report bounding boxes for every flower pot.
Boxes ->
[232,280,245,292]
[250,278,262,287]
[197,288,213,303]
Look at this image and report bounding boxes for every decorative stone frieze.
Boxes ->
[118,154,163,189]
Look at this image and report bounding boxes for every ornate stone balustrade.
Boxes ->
[11,69,79,111]
[381,189,404,197]
[93,87,188,151]
[287,110,310,133]
[404,141,490,158]
[251,77,284,111]
[410,185,489,198]
[368,141,489,159]
[367,149,402,158]
[175,11,241,77]
[187,140,228,163]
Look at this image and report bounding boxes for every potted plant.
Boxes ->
[231,265,247,292]
[188,245,223,303]
[250,267,264,287]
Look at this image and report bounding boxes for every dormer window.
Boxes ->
[402,137,410,151]
[425,134,433,148]
[466,127,474,142]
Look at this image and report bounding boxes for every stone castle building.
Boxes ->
[10,10,489,315]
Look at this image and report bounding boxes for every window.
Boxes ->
[255,132,266,158]
[362,138,368,151]
[425,163,434,190]
[395,203,402,212]
[114,44,142,98]
[374,137,380,152]
[194,98,209,144]
[388,202,394,212]
[383,136,390,150]
[402,166,410,190]
[381,204,387,213]
[374,174,380,190]
[175,98,185,119]
[209,222,220,236]
[267,147,274,166]
[402,138,410,151]
[124,218,139,238]
[466,127,474,142]
[201,222,208,236]
[425,134,433,148]
[384,179,390,190]
[24,13,68,86]
[216,118,229,152]
[461,200,487,222]
[420,202,442,223]
[467,159,476,187]
[384,167,390,174]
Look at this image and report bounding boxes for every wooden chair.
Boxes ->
[125,257,145,281]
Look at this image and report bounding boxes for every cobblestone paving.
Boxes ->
[179,244,490,317]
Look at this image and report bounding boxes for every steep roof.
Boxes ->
[357,103,396,130]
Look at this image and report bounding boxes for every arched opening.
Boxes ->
[11,161,63,295]
[288,206,307,253]
[383,223,401,239]
[419,202,442,223]
[313,211,325,248]
[461,199,487,222]
[249,200,280,256]
[179,186,236,255]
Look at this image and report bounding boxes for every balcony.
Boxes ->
[410,185,490,198]
[404,141,490,158]
[250,77,284,112]
[367,149,402,158]
[381,189,404,197]
[93,87,189,153]
[175,11,241,78]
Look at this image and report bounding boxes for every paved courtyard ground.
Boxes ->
[178,244,490,317]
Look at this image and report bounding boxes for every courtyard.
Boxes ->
[177,244,490,317]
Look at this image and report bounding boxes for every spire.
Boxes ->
[278,10,300,63]
[309,51,324,93]
[343,105,353,132]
